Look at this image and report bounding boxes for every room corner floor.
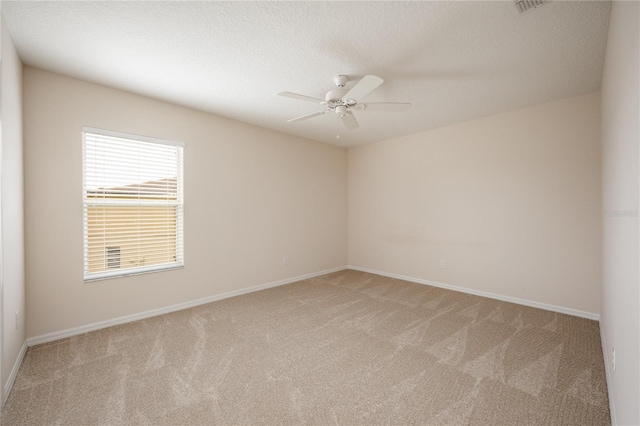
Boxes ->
[2,270,610,425]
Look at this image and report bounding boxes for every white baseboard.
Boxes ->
[26,264,599,347]
[3,340,27,406]
[599,325,617,425]
[348,265,600,321]
[27,265,348,347]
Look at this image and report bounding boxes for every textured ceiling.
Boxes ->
[3,1,611,146]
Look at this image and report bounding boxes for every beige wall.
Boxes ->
[23,67,348,338]
[1,16,25,393]
[600,1,640,424]
[349,92,602,316]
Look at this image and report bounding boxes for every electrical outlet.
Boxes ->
[612,348,616,371]
[440,260,446,269]
[283,256,288,266]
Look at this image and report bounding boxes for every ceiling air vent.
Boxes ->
[514,0,546,14]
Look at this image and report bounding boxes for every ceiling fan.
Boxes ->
[278,75,411,130]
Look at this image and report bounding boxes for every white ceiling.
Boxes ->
[3,1,611,146]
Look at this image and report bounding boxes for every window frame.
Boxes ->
[82,126,185,282]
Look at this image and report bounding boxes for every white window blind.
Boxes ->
[82,127,184,281]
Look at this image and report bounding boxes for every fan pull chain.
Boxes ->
[336,115,341,139]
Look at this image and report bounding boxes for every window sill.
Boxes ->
[84,264,184,283]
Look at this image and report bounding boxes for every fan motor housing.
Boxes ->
[325,88,348,103]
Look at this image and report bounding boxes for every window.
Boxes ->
[82,127,184,281]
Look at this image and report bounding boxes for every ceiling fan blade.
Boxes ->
[343,75,383,101]
[340,112,359,130]
[287,110,329,123]
[278,92,325,104]
[358,102,411,112]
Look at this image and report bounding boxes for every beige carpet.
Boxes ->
[2,270,610,425]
